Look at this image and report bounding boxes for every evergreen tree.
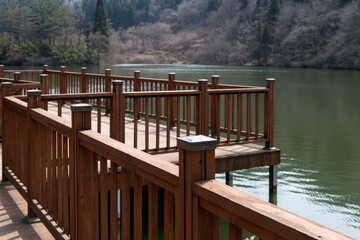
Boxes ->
[241,0,249,9]
[93,0,109,36]
[207,0,222,12]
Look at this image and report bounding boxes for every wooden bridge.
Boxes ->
[0,65,354,239]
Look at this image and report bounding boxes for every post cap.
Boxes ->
[61,66,66,69]
[43,64,48,67]
[0,65,4,67]
[40,74,48,77]
[198,79,208,83]
[177,135,217,152]
[1,82,13,87]
[169,72,175,75]
[266,78,276,81]
[81,67,87,70]
[71,103,92,112]
[212,75,220,78]
[14,72,21,75]
[27,89,42,96]
[105,68,111,71]
[134,70,141,73]
[112,80,123,85]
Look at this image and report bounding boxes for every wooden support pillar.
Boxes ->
[70,103,92,240]
[60,66,67,94]
[26,89,42,220]
[264,78,277,190]
[0,65,4,78]
[198,79,209,136]
[1,82,13,182]
[105,68,111,116]
[177,135,217,240]
[110,80,125,142]
[40,74,49,110]
[168,72,176,128]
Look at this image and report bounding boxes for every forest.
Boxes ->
[0,0,359,69]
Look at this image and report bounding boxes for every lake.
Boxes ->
[10,64,360,238]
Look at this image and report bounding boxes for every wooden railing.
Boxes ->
[1,82,355,239]
[0,65,276,150]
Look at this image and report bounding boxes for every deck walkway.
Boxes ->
[48,102,280,173]
[0,144,54,240]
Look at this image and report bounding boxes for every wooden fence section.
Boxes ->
[1,86,355,239]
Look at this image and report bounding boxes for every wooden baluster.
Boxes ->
[97,97,101,133]
[134,175,143,240]
[229,223,243,240]
[246,93,251,141]
[177,96,180,137]
[237,93,242,142]
[226,94,231,143]
[134,96,138,148]
[186,95,190,136]
[177,135,217,240]
[60,66,67,94]
[122,168,131,239]
[134,70,141,120]
[164,189,175,240]
[168,72,176,128]
[71,103,92,240]
[255,92,259,139]
[105,69,111,115]
[0,82,12,149]
[145,97,149,152]
[156,96,160,151]
[148,182,158,240]
[166,96,171,149]
[210,75,220,137]
[100,157,108,240]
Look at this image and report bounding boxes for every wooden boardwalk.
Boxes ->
[47,103,280,174]
[0,144,54,240]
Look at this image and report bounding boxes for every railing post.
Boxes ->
[70,103,92,240]
[14,71,21,82]
[177,135,217,240]
[1,82,13,182]
[198,79,209,136]
[80,67,87,94]
[40,74,49,110]
[105,68,111,115]
[168,72,176,128]
[110,80,125,142]
[0,65,4,78]
[264,78,277,191]
[43,64,48,74]
[26,89,42,220]
[60,66,67,94]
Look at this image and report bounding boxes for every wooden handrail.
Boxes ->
[123,89,200,97]
[193,180,355,240]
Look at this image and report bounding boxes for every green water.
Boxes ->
[9,64,360,238]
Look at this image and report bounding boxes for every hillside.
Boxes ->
[0,0,359,69]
